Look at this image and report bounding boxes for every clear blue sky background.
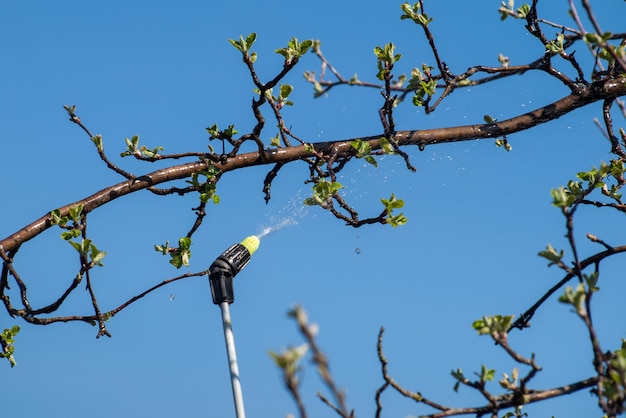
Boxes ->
[1,1,625,417]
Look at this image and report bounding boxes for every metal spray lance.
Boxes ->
[208,235,260,418]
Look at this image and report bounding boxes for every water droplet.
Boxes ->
[355,248,361,255]
[169,294,175,301]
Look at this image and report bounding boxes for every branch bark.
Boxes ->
[1,77,625,253]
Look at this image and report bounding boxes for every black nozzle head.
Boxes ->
[208,243,252,304]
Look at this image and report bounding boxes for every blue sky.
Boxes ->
[1,1,625,417]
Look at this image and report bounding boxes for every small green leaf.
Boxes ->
[550,186,574,208]
[279,84,293,100]
[229,33,256,54]
[379,137,395,154]
[583,271,600,292]
[450,368,465,392]
[245,33,257,49]
[495,138,512,152]
[120,135,141,157]
[546,33,565,54]
[381,194,407,227]
[558,283,587,315]
[299,39,313,54]
[269,343,308,374]
[517,4,530,17]
[305,180,344,206]
[61,230,81,240]
[476,364,496,383]
[68,240,81,253]
[89,243,107,267]
[364,155,378,167]
[275,37,312,64]
[0,325,20,367]
[68,204,84,222]
[538,243,565,266]
[400,2,432,26]
[50,209,68,227]
[155,241,170,255]
[472,315,514,336]
[269,134,281,148]
[206,124,219,138]
[91,135,103,151]
[224,124,238,138]
[350,139,372,158]
[165,237,193,268]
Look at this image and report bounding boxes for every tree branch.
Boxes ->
[2,77,625,254]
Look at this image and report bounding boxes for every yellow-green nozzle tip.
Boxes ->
[240,235,260,255]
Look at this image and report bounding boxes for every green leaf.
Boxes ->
[89,243,107,267]
[379,137,395,154]
[206,124,219,138]
[484,115,497,124]
[0,325,20,367]
[546,33,565,54]
[154,241,170,255]
[68,240,82,253]
[517,4,530,17]
[476,364,496,383]
[498,1,530,20]
[91,135,103,151]
[550,186,574,207]
[364,155,378,167]
[387,213,407,227]
[268,343,308,374]
[224,124,238,138]
[583,271,600,292]
[495,138,512,152]
[275,37,312,64]
[304,180,344,206]
[50,209,68,227]
[166,237,193,268]
[279,84,293,100]
[178,237,191,250]
[400,2,432,26]
[61,230,81,240]
[450,368,465,392]
[350,139,372,158]
[472,315,514,336]
[199,183,218,204]
[68,204,83,222]
[269,134,281,148]
[120,135,140,158]
[380,193,407,227]
[229,33,256,53]
[139,145,164,159]
[299,39,313,54]
[558,283,587,315]
[538,243,565,266]
[245,33,257,49]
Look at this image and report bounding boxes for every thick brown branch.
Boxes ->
[2,77,624,253]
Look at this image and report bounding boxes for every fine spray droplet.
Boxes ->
[355,248,361,255]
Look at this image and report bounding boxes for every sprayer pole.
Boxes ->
[219,301,246,418]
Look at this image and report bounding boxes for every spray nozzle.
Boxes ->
[209,236,260,305]
[240,235,260,255]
